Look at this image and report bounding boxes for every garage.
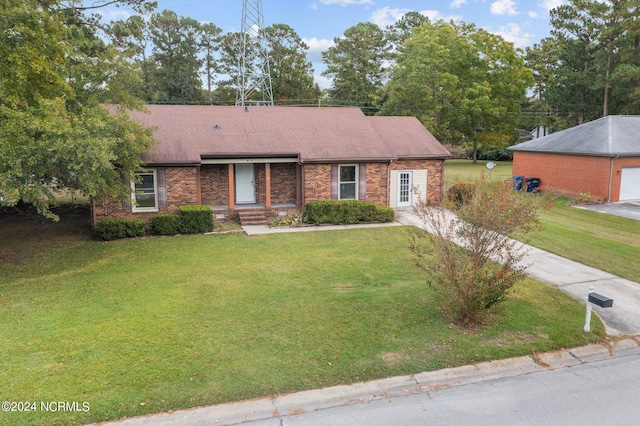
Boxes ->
[620,167,640,201]
[509,116,640,202]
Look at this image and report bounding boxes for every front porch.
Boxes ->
[200,159,301,225]
[211,204,300,225]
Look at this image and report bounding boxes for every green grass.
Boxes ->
[445,160,640,283]
[530,197,640,282]
[0,209,602,425]
[444,159,513,189]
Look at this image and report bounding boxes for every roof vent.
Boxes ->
[214,124,221,130]
[244,106,249,112]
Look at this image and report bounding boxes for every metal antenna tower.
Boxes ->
[236,0,274,106]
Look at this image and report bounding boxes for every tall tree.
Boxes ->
[322,22,390,114]
[199,22,223,104]
[148,9,204,103]
[379,20,532,162]
[385,11,430,47]
[549,0,606,124]
[0,0,156,218]
[264,24,320,104]
[108,15,153,101]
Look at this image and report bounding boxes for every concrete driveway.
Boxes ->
[394,208,640,336]
[575,201,640,221]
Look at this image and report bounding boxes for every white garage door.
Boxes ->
[620,167,640,201]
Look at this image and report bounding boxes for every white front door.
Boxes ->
[235,163,255,204]
[397,171,413,207]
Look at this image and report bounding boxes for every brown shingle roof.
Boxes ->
[127,105,450,165]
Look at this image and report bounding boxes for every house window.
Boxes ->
[131,170,158,212]
[339,164,358,200]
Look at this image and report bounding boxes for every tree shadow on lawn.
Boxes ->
[0,203,93,266]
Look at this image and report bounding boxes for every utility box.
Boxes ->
[588,292,613,308]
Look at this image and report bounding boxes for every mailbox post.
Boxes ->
[584,286,614,333]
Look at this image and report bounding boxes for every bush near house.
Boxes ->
[151,213,182,235]
[152,206,214,235]
[96,218,146,241]
[178,205,214,234]
[305,200,394,224]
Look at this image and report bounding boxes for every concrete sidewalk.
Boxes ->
[394,208,640,336]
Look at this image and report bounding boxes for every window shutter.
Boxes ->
[157,168,167,209]
[122,175,131,209]
[358,164,366,201]
[331,164,338,200]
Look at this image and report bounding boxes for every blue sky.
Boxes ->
[102,0,566,89]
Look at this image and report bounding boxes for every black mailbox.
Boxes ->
[588,292,613,308]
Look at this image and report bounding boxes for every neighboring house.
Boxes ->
[509,115,640,202]
[91,105,451,228]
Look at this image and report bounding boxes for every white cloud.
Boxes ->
[450,0,467,9]
[303,37,335,63]
[421,9,443,21]
[490,0,518,16]
[314,74,332,90]
[540,0,565,12]
[318,0,374,5]
[528,11,539,18]
[494,23,533,49]
[370,7,412,28]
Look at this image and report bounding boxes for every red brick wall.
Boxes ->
[303,160,445,206]
[512,152,611,202]
[365,163,389,205]
[166,167,200,210]
[270,163,297,204]
[201,164,229,206]
[391,159,445,204]
[303,164,332,203]
[92,166,200,229]
[254,165,266,205]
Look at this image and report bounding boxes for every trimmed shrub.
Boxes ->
[152,213,181,235]
[374,206,395,222]
[179,205,214,234]
[97,218,146,241]
[305,200,392,225]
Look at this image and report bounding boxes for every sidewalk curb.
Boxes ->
[95,338,640,426]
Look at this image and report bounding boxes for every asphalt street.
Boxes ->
[246,347,640,426]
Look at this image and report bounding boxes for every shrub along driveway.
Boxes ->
[0,207,602,425]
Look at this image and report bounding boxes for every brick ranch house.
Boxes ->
[91,105,451,228]
[509,115,640,203]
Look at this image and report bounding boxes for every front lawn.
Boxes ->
[529,197,640,283]
[0,208,602,425]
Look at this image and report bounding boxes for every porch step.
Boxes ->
[238,210,268,226]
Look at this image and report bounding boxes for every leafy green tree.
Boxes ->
[213,31,247,105]
[199,22,223,104]
[264,24,320,104]
[549,0,606,124]
[322,22,391,114]
[0,0,156,219]
[148,9,204,103]
[108,15,153,101]
[379,21,532,162]
[384,11,430,47]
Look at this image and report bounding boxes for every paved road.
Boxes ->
[246,348,640,426]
